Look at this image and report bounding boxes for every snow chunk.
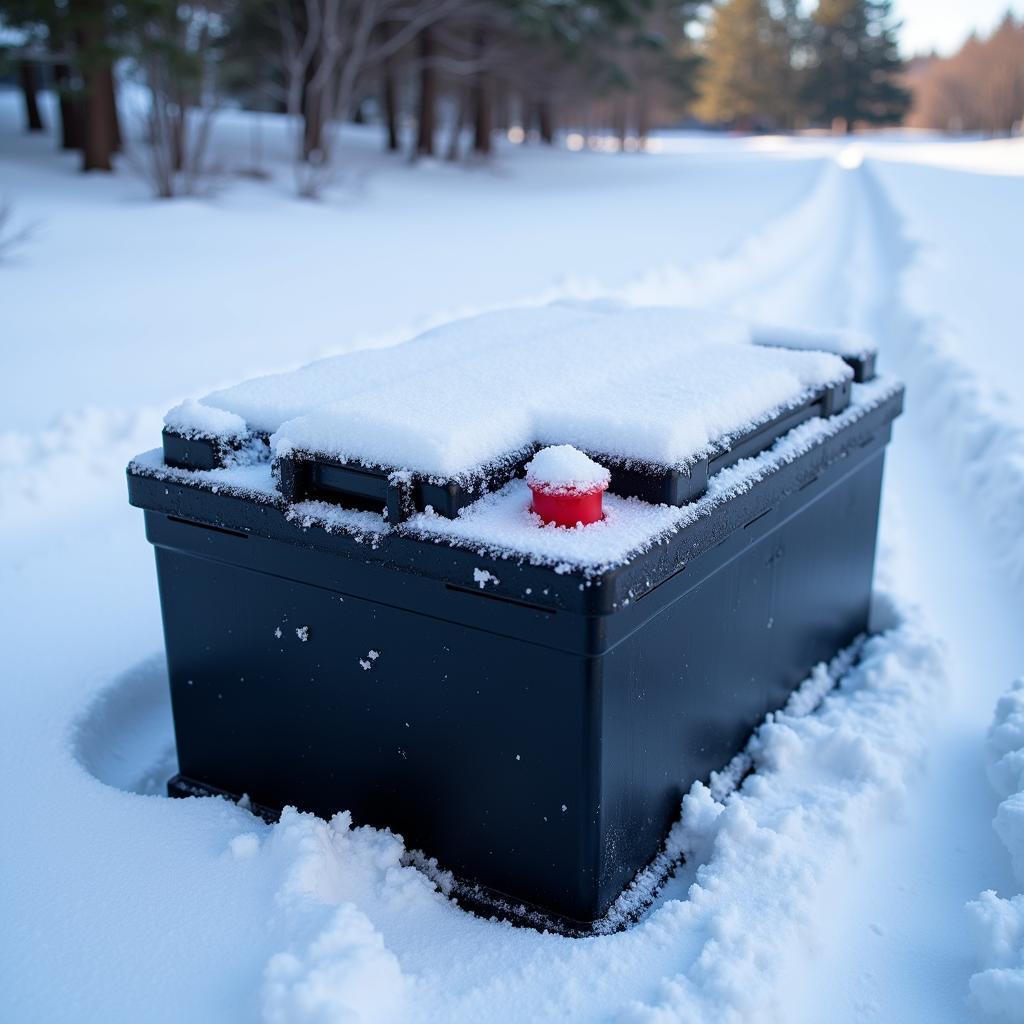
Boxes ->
[164,398,247,440]
[472,568,499,589]
[263,902,409,1024]
[525,445,610,495]
[295,626,309,643]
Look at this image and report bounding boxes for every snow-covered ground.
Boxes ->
[2,90,1023,1022]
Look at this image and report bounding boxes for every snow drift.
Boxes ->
[968,680,1024,1022]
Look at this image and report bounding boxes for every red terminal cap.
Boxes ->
[529,482,607,527]
[525,445,610,528]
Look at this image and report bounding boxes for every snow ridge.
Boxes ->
[967,679,1024,1021]
[895,319,1024,585]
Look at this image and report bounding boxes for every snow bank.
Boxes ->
[866,161,1024,585]
[610,161,856,329]
[216,600,944,1024]
[887,320,1024,585]
[968,680,1024,1021]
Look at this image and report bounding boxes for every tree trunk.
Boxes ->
[415,29,436,157]
[471,31,492,156]
[302,51,325,160]
[54,63,82,149]
[103,67,122,152]
[613,97,627,149]
[472,82,492,155]
[537,100,554,144]
[493,81,509,133]
[383,59,399,151]
[18,60,45,133]
[378,21,400,153]
[171,107,186,173]
[77,1,115,172]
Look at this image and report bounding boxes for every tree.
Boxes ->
[803,0,908,131]
[0,4,49,132]
[695,0,801,129]
[122,1,231,197]
[17,57,46,131]
[76,0,117,170]
[0,0,123,168]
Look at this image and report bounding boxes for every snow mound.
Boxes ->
[968,680,1024,1022]
[260,809,419,1024]
[524,445,609,494]
[263,902,408,1024]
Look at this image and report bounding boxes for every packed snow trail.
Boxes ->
[765,157,1024,1023]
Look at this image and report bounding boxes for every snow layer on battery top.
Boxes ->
[164,398,248,439]
[750,322,875,359]
[403,379,898,572]
[199,305,630,435]
[219,304,850,477]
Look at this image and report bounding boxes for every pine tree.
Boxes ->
[804,0,909,131]
[695,0,801,129]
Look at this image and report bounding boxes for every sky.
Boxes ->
[893,0,1024,56]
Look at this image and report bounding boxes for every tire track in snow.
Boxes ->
[771,159,1024,1024]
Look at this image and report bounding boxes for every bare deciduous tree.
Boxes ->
[908,14,1024,135]
[274,0,481,196]
[130,3,228,198]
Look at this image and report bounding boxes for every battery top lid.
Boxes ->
[167,303,855,481]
